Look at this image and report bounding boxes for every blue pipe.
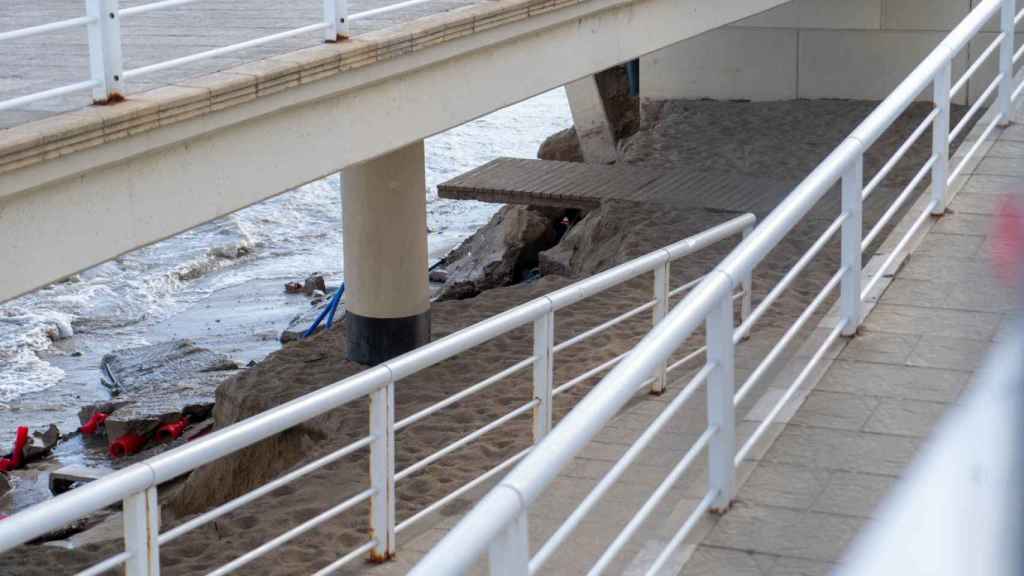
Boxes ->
[303,282,345,338]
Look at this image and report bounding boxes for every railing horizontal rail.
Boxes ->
[120,0,203,18]
[531,363,713,573]
[395,356,533,431]
[0,16,95,42]
[208,487,375,576]
[395,400,537,482]
[159,435,373,544]
[122,22,330,79]
[952,32,1004,97]
[862,108,938,201]
[862,154,937,251]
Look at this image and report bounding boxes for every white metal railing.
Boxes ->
[0,215,753,574]
[0,0,438,112]
[410,0,1024,574]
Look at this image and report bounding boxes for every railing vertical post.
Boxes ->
[932,60,952,215]
[739,225,753,338]
[705,292,736,513]
[840,155,864,335]
[999,0,1016,125]
[650,262,670,394]
[532,311,554,441]
[123,486,160,576]
[488,513,530,576]
[85,0,124,102]
[369,382,395,562]
[323,0,349,41]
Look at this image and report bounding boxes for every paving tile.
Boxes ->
[984,140,1024,159]
[788,391,879,431]
[863,397,950,437]
[880,278,1014,313]
[738,462,831,511]
[913,232,986,259]
[897,254,996,283]
[769,556,837,576]
[861,304,1002,341]
[931,211,994,235]
[763,425,920,476]
[839,330,919,364]
[906,335,991,371]
[974,156,1024,177]
[956,176,1015,202]
[811,471,895,518]
[950,192,1000,215]
[677,546,776,576]
[817,359,966,402]
[705,503,865,562]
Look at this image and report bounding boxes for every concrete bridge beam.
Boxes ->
[341,141,430,365]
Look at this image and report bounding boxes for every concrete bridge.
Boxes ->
[0,0,793,362]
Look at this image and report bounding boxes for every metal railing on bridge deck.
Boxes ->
[0,0,439,112]
[411,0,1024,574]
[0,213,753,574]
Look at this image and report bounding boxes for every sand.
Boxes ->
[0,98,972,575]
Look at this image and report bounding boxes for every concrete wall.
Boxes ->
[642,0,1022,105]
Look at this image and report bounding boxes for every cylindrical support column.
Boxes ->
[342,142,430,365]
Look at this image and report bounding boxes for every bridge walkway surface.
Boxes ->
[369,98,1021,576]
[0,0,478,128]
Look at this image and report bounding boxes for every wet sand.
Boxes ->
[1,98,970,574]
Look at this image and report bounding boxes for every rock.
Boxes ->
[97,341,238,446]
[49,465,109,496]
[303,274,327,295]
[437,205,562,300]
[101,340,237,394]
[0,472,10,499]
[78,401,131,427]
[539,201,737,278]
[21,425,59,462]
[428,268,449,283]
[538,127,583,162]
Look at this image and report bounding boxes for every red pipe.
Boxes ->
[10,427,27,469]
[108,434,147,459]
[155,418,189,443]
[80,412,109,435]
[0,427,29,472]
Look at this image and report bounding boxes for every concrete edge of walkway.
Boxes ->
[0,0,584,177]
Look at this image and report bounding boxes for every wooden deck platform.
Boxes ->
[437,158,801,215]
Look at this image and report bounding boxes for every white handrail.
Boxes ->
[0,214,752,573]
[0,0,444,111]
[411,0,1019,573]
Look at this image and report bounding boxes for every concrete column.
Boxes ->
[342,141,430,365]
[565,75,619,164]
